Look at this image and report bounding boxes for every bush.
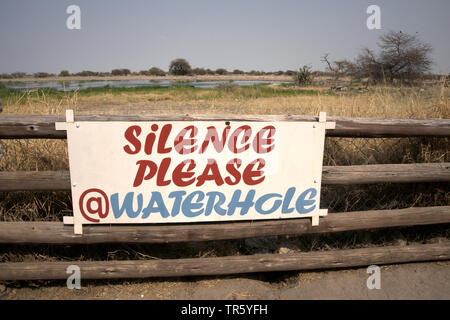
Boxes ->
[148,67,166,76]
[34,72,53,78]
[11,72,27,78]
[111,69,131,76]
[284,70,296,76]
[75,70,99,76]
[59,70,70,77]
[192,68,207,75]
[205,68,215,75]
[232,69,244,75]
[215,68,228,75]
[0,73,13,79]
[169,59,192,75]
[293,65,313,86]
[248,70,264,76]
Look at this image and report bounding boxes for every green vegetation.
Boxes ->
[293,65,314,86]
[192,67,207,75]
[148,67,166,76]
[169,58,192,75]
[33,72,54,78]
[0,83,324,105]
[59,70,70,77]
[111,69,131,76]
[215,68,228,75]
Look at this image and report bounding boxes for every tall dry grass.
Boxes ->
[0,82,448,274]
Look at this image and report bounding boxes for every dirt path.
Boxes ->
[1,261,448,300]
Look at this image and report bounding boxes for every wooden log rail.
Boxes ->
[0,114,450,138]
[0,163,448,192]
[0,242,448,280]
[0,206,449,244]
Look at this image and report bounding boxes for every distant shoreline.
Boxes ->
[0,74,294,83]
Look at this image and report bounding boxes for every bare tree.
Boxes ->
[321,54,353,80]
[355,31,433,83]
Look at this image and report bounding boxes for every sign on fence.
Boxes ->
[56,111,335,234]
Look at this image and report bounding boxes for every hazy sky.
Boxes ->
[0,0,449,74]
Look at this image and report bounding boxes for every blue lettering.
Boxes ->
[182,191,205,217]
[169,191,186,217]
[227,189,255,216]
[110,192,143,219]
[282,187,296,213]
[205,191,227,216]
[142,192,169,218]
[295,188,317,214]
[255,193,282,214]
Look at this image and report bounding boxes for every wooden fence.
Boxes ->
[0,114,449,281]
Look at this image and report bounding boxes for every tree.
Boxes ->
[59,70,70,77]
[11,72,27,78]
[169,58,192,75]
[322,31,432,84]
[111,69,131,76]
[321,54,353,80]
[148,67,166,76]
[192,68,207,75]
[293,65,313,86]
[215,68,228,75]
[34,72,53,78]
[356,31,432,83]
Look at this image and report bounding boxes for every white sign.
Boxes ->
[56,111,334,234]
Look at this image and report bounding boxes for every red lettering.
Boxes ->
[158,124,172,154]
[196,160,225,187]
[123,125,142,154]
[253,125,276,153]
[173,160,196,187]
[133,160,158,187]
[87,197,104,217]
[200,126,231,153]
[225,158,242,185]
[243,158,266,185]
[144,124,158,155]
[228,125,252,153]
[156,158,171,186]
[175,125,198,155]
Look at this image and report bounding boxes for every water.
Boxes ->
[4,80,290,91]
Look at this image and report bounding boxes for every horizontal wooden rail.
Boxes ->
[0,206,448,244]
[1,114,449,138]
[0,242,448,280]
[322,163,450,184]
[1,163,448,192]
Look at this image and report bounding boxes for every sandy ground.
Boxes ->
[1,261,448,300]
